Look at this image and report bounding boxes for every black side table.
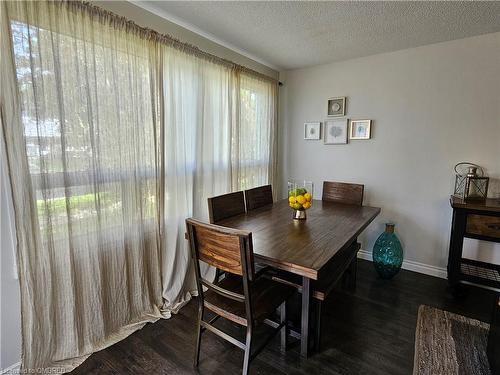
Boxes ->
[489,294,500,374]
[448,196,500,292]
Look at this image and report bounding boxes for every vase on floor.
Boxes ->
[372,223,403,279]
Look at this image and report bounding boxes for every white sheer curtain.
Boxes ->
[1,1,278,372]
[234,72,279,193]
[160,45,233,314]
[1,2,164,372]
[159,55,279,316]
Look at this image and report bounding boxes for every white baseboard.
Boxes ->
[1,362,20,374]
[357,250,447,279]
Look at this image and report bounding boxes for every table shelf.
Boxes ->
[449,196,500,292]
[459,258,500,289]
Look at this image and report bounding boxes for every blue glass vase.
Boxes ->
[372,223,403,279]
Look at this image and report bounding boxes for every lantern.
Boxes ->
[454,162,489,201]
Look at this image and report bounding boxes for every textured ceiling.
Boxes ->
[133,1,500,70]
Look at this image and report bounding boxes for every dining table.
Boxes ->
[218,198,381,357]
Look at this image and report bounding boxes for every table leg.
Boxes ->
[448,209,466,294]
[301,276,311,358]
[488,295,500,373]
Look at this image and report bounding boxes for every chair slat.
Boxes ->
[201,278,245,302]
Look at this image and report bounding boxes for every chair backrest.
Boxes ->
[186,218,255,279]
[245,185,273,211]
[207,191,246,223]
[186,218,255,321]
[322,181,364,206]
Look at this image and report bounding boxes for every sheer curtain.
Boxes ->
[159,57,279,316]
[1,1,164,371]
[1,1,278,372]
[233,72,279,193]
[160,45,233,314]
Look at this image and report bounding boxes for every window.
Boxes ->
[11,20,159,241]
[236,73,277,190]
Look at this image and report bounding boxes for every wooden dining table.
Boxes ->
[218,198,381,357]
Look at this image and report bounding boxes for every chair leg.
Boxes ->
[315,300,322,352]
[242,328,252,375]
[193,300,203,367]
[280,301,287,353]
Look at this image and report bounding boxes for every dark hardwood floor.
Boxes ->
[70,260,495,375]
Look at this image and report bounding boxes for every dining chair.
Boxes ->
[207,191,247,282]
[322,181,364,206]
[186,218,294,375]
[272,181,365,351]
[270,241,360,349]
[322,181,364,288]
[207,191,246,224]
[244,185,273,211]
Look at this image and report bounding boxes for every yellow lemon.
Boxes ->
[304,192,312,202]
[303,201,311,209]
[292,203,302,210]
[288,196,296,204]
[296,195,306,205]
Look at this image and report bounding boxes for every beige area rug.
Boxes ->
[413,305,491,375]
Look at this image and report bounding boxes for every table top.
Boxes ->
[218,199,381,280]
[450,195,500,213]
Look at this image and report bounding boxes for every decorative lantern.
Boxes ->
[453,162,489,201]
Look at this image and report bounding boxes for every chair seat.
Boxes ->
[270,241,361,301]
[204,274,295,326]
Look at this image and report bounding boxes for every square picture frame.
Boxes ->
[350,119,372,140]
[304,122,321,140]
[327,97,346,117]
[324,118,348,144]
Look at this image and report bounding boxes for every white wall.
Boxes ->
[279,32,500,272]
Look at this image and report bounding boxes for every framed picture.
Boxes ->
[327,97,346,117]
[304,122,321,140]
[350,119,372,140]
[324,118,348,144]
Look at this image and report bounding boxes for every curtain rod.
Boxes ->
[68,1,278,84]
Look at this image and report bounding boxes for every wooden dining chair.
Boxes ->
[244,185,273,211]
[271,181,365,351]
[208,190,270,281]
[322,181,364,206]
[319,181,364,347]
[269,240,360,347]
[322,181,364,288]
[186,218,294,375]
[208,191,246,224]
[207,191,247,282]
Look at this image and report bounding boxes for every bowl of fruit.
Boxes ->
[288,180,313,220]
